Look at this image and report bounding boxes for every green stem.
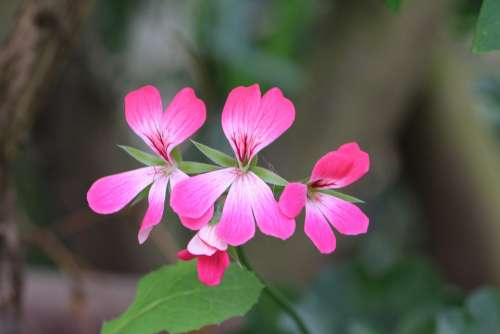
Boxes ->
[235,247,311,334]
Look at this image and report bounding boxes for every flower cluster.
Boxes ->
[87,84,369,286]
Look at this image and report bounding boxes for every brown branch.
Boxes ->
[0,0,93,332]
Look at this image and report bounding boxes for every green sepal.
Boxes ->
[118,145,164,166]
[191,140,237,167]
[318,189,365,203]
[249,155,258,168]
[130,184,152,206]
[251,166,288,186]
[171,147,183,163]
[271,185,285,198]
[177,161,220,174]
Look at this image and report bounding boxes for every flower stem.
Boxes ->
[235,247,311,334]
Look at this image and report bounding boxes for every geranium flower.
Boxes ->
[87,85,211,244]
[177,224,230,286]
[278,143,370,254]
[170,84,295,246]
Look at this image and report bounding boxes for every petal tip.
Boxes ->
[137,226,152,245]
[177,249,195,261]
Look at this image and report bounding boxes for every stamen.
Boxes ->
[232,132,258,166]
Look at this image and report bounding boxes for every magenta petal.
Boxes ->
[187,233,217,256]
[138,176,169,244]
[251,87,295,157]
[317,193,369,236]
[170,168,214,230]
[170,168,237,219]
[221,85,261,162]
[248,173,295,240]
[177,249,196,261]
[304,202,336,254]
[179,206,214,231]
[197,251,230,286]
[279,182,307,218]
[169,168,188,189]
[125,86,205,162]
[216,176,255,246]
[310,142,369,189]
[124,85,167,159]
[199,225,227,251]
[221,85,295,163]
[162,88,206,157]
[87,166,156,214]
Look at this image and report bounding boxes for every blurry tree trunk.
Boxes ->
[260,0,451,283]
[0,0,92,332]
[401,51,500,287]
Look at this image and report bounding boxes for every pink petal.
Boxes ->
[170,168,237,219]
[138,175,169,244]
[199,225,228,251]
[310,142,369,189]
[197,251,230,286]
[316,193,369,236]
[248,172,295,240]
[221,85,260,163]
[179,206,214,230]
[177,249,196,261]
[279,182,307,218]
[171,168,214,230]
[125,85,168,160]
[87,166,157,214]
[169,168,188,189]
[187,234,217,256]
[251,87,296,156]
[221,85,295,163]
[304,202,336,254]
[162,88,206,157]
[216,175,255,246]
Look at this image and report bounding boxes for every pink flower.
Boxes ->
[279,143,370,254]
[170,84,295,246]
[177,225,230,286]
[87,85,212,244]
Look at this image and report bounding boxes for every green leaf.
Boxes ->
[318,189,365,203]
[101,261,263,334]
[473,0,500,52]
[385,0,403,12]
[251,166,288,186]
[191,140,237,167]
[437,289,500,334]
[177,161,220,174]
[118,145,164,166]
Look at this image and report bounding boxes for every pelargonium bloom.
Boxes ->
[87,85,212,244]
[177,225,230,286]
[171,84,295,246]
[279,143,370,254]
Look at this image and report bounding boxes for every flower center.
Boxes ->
[146,129,171,162]
[152,163,175,181]
[232,132,258,166]
[306,186,320,201]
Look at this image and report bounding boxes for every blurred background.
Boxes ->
[2,0,500,333]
